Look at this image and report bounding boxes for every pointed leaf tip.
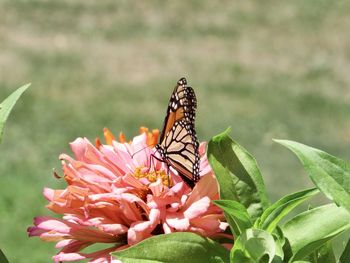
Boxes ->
[0,249,9,263]
[275,139,350,214]
[258,187,319,233]
[0,84,30,144]
[212,127,231,142]
[208,129,269,224]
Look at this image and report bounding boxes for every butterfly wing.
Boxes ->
[163,121,200,186]
[159,77,197,143]
[158,78,200,187]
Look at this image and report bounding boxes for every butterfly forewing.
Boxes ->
[159,78,197,143]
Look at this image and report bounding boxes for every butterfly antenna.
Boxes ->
[130,143,158,159]
[130,145,150,159]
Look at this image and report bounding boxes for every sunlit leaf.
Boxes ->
[282,204,350,261]
[257,188,319,233]
[208,128,269,223]
[112,232,229,263]
[275,140,350,214]
[0,84,30,144]
[231,228,276,263]
[272,226,285,262]
[213,199,252,235]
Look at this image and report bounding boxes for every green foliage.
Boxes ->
[304,242,336,263]
[275,140,350,214]
[204,130,350,263]
[213,200,252,236]
[256,188,319,233]
[339,238,350,263]
[207,128,269,222]
[282,204,350,261]
[0,85,29,262]
[0,249,9,263]
[231,228,277,263]
[112,232,230,263]
[0,84,29,144]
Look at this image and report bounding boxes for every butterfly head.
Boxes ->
[177,77,187,86]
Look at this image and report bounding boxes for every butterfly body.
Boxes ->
[156,78,200,188]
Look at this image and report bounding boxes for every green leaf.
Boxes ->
[208,128,269,222]
[339,238,350,263]
[275,140,350,214]
[271,226,285,262]
[231,228,276,263]
[282,204,350,261]
[112,232,230,263]
[0,249,9,263]
[308,241,336,263]
[0,84,30,144]
[257,188,319,233]
[316,243,336,263]
[213,200,252,235]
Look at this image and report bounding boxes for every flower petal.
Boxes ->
[184,196,211,219]
[166,213,190,231]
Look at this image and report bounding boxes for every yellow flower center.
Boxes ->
[133,167,170,187]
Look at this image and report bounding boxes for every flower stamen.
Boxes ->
[133,166,170,187]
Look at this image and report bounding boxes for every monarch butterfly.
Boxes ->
[155,77,200,188]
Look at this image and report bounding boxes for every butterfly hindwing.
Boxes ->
[164,121,200,183]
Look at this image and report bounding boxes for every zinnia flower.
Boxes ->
[28,127,230,262]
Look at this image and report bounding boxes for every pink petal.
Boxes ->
[182,173,218,210]
[27,226,45,237]
[102,144,134,174]
[33,216,71,233]
[53,252,86,262]
[117,193,149,222]
[127,209,160,245]
[128,221,152,245]
[43,187,55,201]
[57,240,90,253]
[55,239,74,248]
[190,217,221,231]
[148,178,163,196]
[69,138,87,161]
[199,142,207,155]
[163,222,173,234]
[166,213,190,231]
[183,196,211,219]
[130,134,149,165]
[100,223,128,235]
[122,173,146,189]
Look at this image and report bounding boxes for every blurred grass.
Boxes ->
[1,0,350,262]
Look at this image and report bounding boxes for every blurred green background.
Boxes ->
[1,0,350,262]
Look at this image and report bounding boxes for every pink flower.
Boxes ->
[28,127,231,262]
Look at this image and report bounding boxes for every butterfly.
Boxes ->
[155,77,200,188]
